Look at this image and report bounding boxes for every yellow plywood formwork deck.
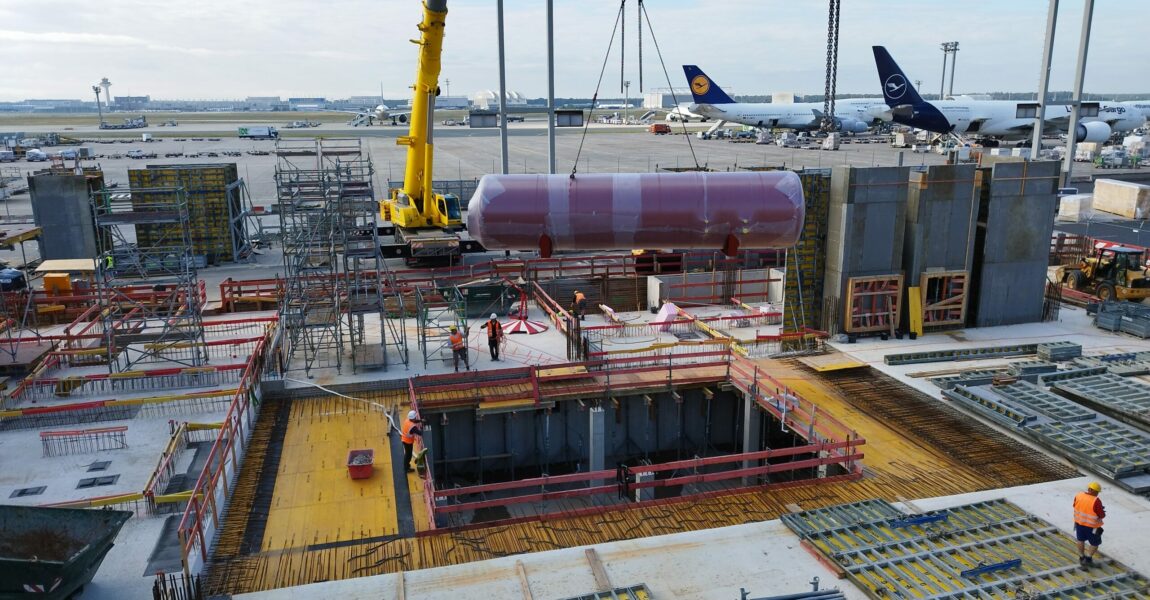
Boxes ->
[796,352,866,372]
[260,397,399,551]
[204,365,1077,596]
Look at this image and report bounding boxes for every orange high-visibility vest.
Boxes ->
[1073,492,1103,527]
[401,418,417,444]
[487,320,502,340]
[574,292,586,304]
[450,332,465,350]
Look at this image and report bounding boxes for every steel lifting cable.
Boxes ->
[570,1,626,179]
[640,1,701,169]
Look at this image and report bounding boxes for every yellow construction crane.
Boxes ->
[381,0,469,264]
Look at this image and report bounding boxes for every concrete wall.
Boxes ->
[903,164,979,280]
[648,269,772,308]
[973,161,1060,327]
[427,389,744,484]
[823,166,910,329]
[28,172,103,260]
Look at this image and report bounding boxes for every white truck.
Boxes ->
[25,149,48,162]
[237,126,279,140]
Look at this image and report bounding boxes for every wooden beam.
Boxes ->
[585,548,612,593]
[702,387,714,400]
[515,560,534,600]
[396,571,405,600]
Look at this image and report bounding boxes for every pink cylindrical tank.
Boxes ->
[466,171,804,257]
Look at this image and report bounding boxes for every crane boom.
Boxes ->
[385,0,462,233]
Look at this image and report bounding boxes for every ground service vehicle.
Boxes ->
[648,123,671,134]
[380,0,483,264]
[237,126,279,140]
[1059,246,1150,301]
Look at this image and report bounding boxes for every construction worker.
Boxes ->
[104,254,114,276]
[572,290,587,321]
[400,410,423,474]
[449,326,469,372]
[1073,481,1106,567]
[480,313,504,361]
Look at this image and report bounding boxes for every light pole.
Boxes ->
[624,80,631,125]
[92,85,104,127]
[947,42,959,97]
[939,42,959,99]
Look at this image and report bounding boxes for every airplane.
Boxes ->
[349,104,410,126]
[1118,100,1150,124]
[682,65,888,133]
[315,104,411,127]
[872,46,1143,143]
[665,103,709,122]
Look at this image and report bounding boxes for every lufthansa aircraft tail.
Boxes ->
[683,65,736,105]
[872,46,952,134]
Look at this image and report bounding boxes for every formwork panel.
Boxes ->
[972,161,1060,327]
[129,164,245,264]
[784,498,1150,600]
[784,171,831,332]
[28,170,106,260]
[844,274,903,334]
[903,164,978,278]
[920,270,968,329]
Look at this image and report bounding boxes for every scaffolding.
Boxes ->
[416,285,466,368]
[91,187,207,371]
[276,138,408,375]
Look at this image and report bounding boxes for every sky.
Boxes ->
[0,0,1147,102]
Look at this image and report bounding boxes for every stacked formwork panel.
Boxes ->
[129,165,249,264]
[91,187,206,370]
[823,166,910,335]
[902,164,979,330]
[783,170,832,333]
[970,161,1060,327]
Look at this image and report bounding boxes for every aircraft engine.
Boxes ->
[837,118,869,133]
[1075,121,1110,143]
[397,114,409,124]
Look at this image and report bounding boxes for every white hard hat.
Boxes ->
[490,313,498,320]
[407,410,417,420]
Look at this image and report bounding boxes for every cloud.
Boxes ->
[0,30,220,56]
[0,0,1147,101]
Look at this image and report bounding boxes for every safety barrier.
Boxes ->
[216,251,785,312]
[144,422,222,515]
[430,441,862,524]
[727,356,861,449]
[40,425,128,457]
[176,326,270,576]
[9,362,248,403]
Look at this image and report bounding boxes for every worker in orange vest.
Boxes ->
[1073,481,1106,567]
[480,313,504,361]
[400,410,423,474]
[449,326,469,372]
[572,290,587,321]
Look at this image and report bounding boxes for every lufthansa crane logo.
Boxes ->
[884,74,907,100]
[691,75,711,96]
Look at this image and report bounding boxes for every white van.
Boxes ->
[25,149,48,162]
